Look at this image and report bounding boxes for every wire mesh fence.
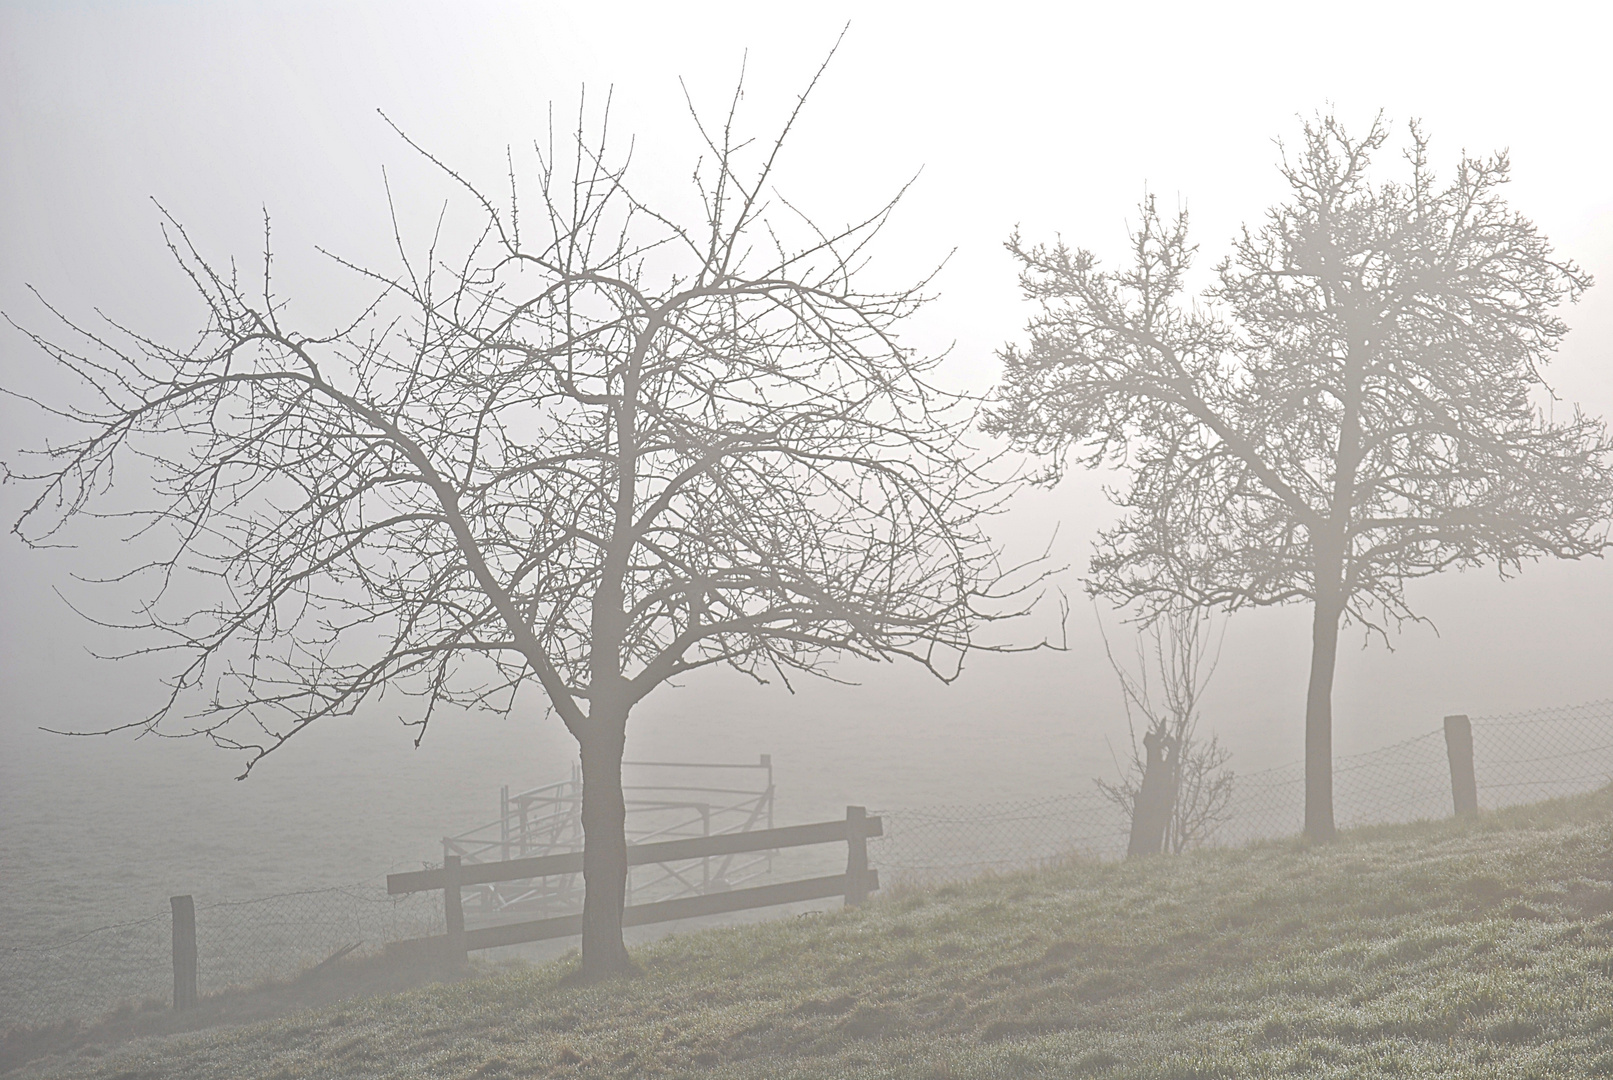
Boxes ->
[1471,700,1613,806]
[5,699,1611,1028]
[0,883,443,1028]
[870,792,1129,884]
[1214,727,1459,846]
[869,700,1613,886]
[193,885,444,996]
[0,908,173,1027]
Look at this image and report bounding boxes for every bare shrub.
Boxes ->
[1096,606,1234,854]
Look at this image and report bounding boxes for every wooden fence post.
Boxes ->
[1444,714,1478,817]
[443,855,467,964]
[170,894,197,1010]
[844,806,870,906]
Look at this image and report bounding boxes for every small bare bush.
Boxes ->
[1096,606,1234,854]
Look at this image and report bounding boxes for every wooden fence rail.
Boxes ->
[386,805,881,963]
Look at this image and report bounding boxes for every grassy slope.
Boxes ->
[20,789,1613,1080]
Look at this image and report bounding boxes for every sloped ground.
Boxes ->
[14,788,1613,1079]
[0,949,482,1075]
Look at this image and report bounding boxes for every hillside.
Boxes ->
[16,788,1613,1079]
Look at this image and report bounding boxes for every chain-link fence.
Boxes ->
[1215,727,1458,846]
[5,699,1612,1028]
[1470,700,1613,805]
[192,885,444,995]
[0,883,442,1028]
[0,908,173,1026]
[870,791,1128,884]
[870,700,1613,885]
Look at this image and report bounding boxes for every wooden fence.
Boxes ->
[384,805,881,963]
[158,723,1489,1007]
[157,715,1503,1007]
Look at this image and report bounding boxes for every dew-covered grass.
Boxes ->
[16,787,1613,1078]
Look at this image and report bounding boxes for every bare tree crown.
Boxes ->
[990,114,1612,632]
[7,81,1008,774]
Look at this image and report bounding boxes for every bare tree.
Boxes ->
[5,72,1019,977]
[1096,606,1233,856]
[990,113,1613,842]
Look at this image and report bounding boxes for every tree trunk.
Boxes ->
[578,711,633,979]
[1127,728,1178,858]
[1303,598,1342,842]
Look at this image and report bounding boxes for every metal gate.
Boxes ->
[442,756,776,922]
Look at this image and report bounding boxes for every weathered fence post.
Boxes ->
[443,854,467,964]
[170,894,197,1010]
[844,806,870,906]
[1444,714,1479,817]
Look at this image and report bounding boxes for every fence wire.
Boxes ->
[5,699,1611,1028]
[0,882,442,1028]
[870,700,1613,886]
[194,885,443,996]
[871,792,1128,885]
[0,909,172,1026]
[1471,701,1613,806]
[1215,727,1457,846]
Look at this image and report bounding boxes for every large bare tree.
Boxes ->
[6,76,1012,976]
[989,114,1613,841]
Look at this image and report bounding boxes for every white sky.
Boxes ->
[3,1,1612,806]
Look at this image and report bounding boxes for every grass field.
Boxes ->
[13,787,1613,1079]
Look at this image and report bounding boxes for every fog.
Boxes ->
[3,0,1612,1025]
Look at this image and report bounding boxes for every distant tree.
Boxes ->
[990,113,1613,841]
[5,74,1016,977]
[1096,605,1233,856]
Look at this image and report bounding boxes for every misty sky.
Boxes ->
[3,1,1611,815]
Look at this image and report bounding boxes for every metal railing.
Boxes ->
[441,756,777,920]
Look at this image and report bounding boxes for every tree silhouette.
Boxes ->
[7,73,1016,976]
[990,113,1613,841]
